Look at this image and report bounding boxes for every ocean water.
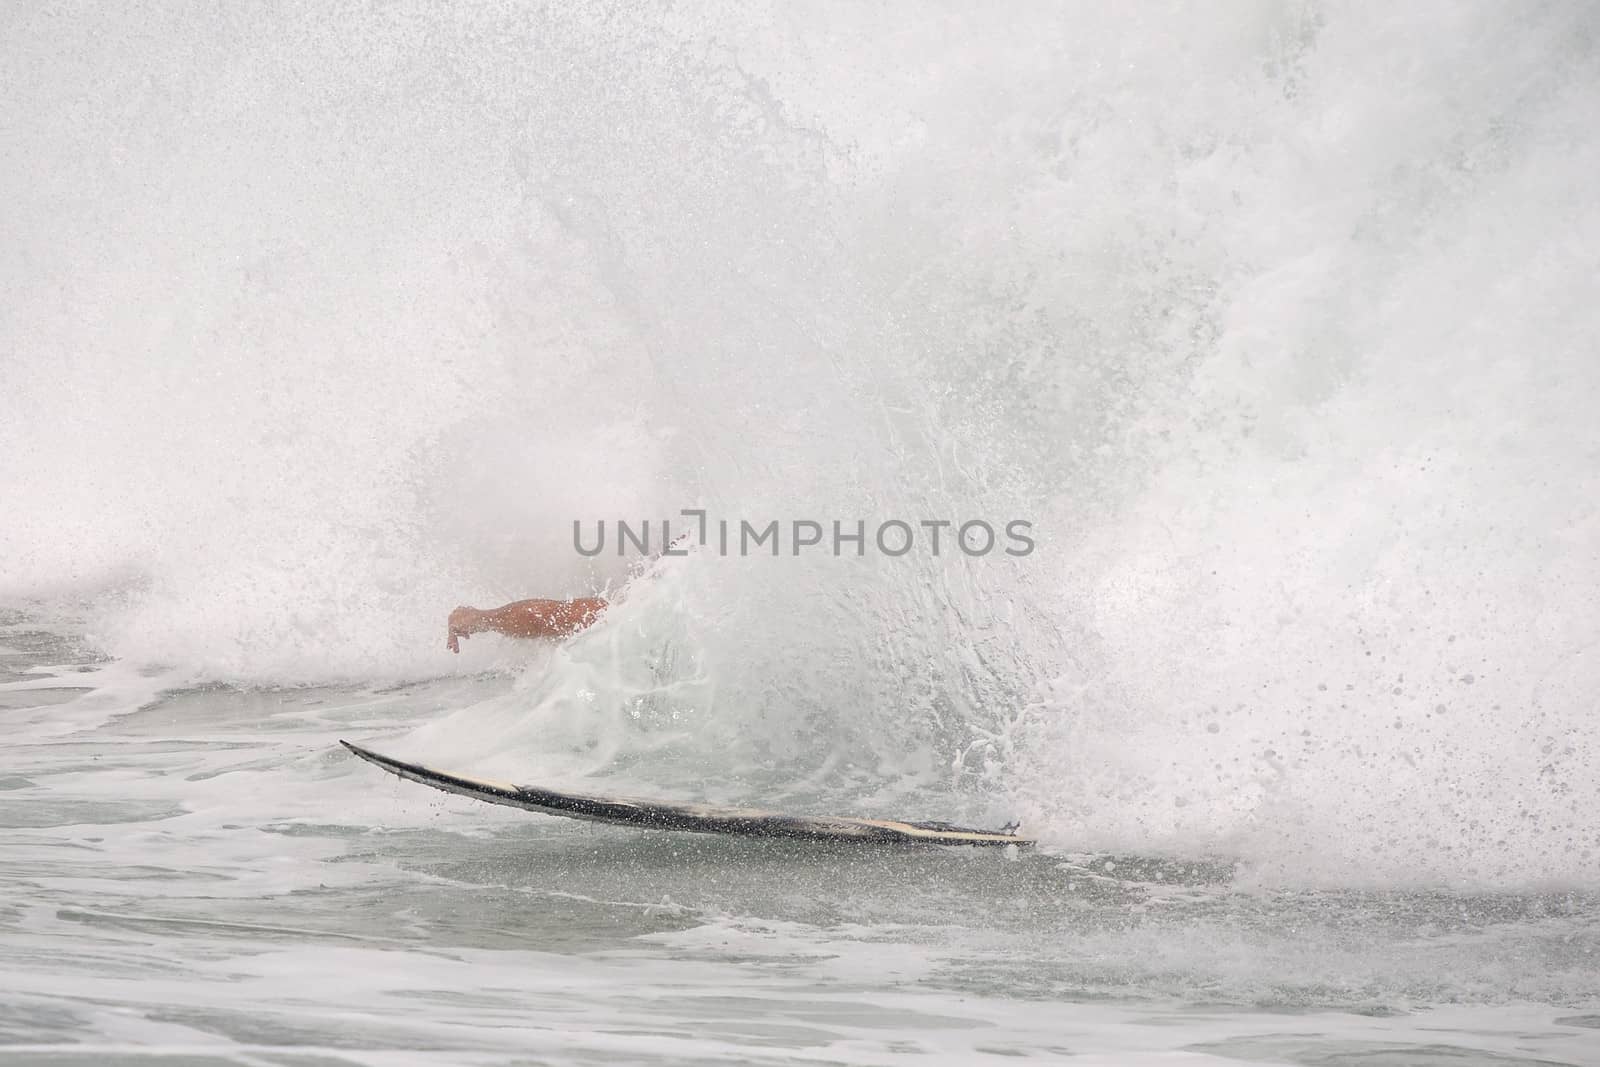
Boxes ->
[4,1,1599,1064]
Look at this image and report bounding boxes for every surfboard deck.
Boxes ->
[341,740,1032,848]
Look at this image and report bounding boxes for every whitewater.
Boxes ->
[3,1,1598,1063]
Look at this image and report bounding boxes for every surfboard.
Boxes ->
[341,740,1032,848]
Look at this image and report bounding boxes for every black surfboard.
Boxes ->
[341,740,1031,847]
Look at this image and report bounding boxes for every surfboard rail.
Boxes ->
[340,740,1032,847]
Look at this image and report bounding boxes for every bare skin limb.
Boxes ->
[447,597,609,653]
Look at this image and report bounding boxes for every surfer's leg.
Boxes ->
[447,597,608,652]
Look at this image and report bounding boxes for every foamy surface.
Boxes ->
[4,615,1597,1064]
